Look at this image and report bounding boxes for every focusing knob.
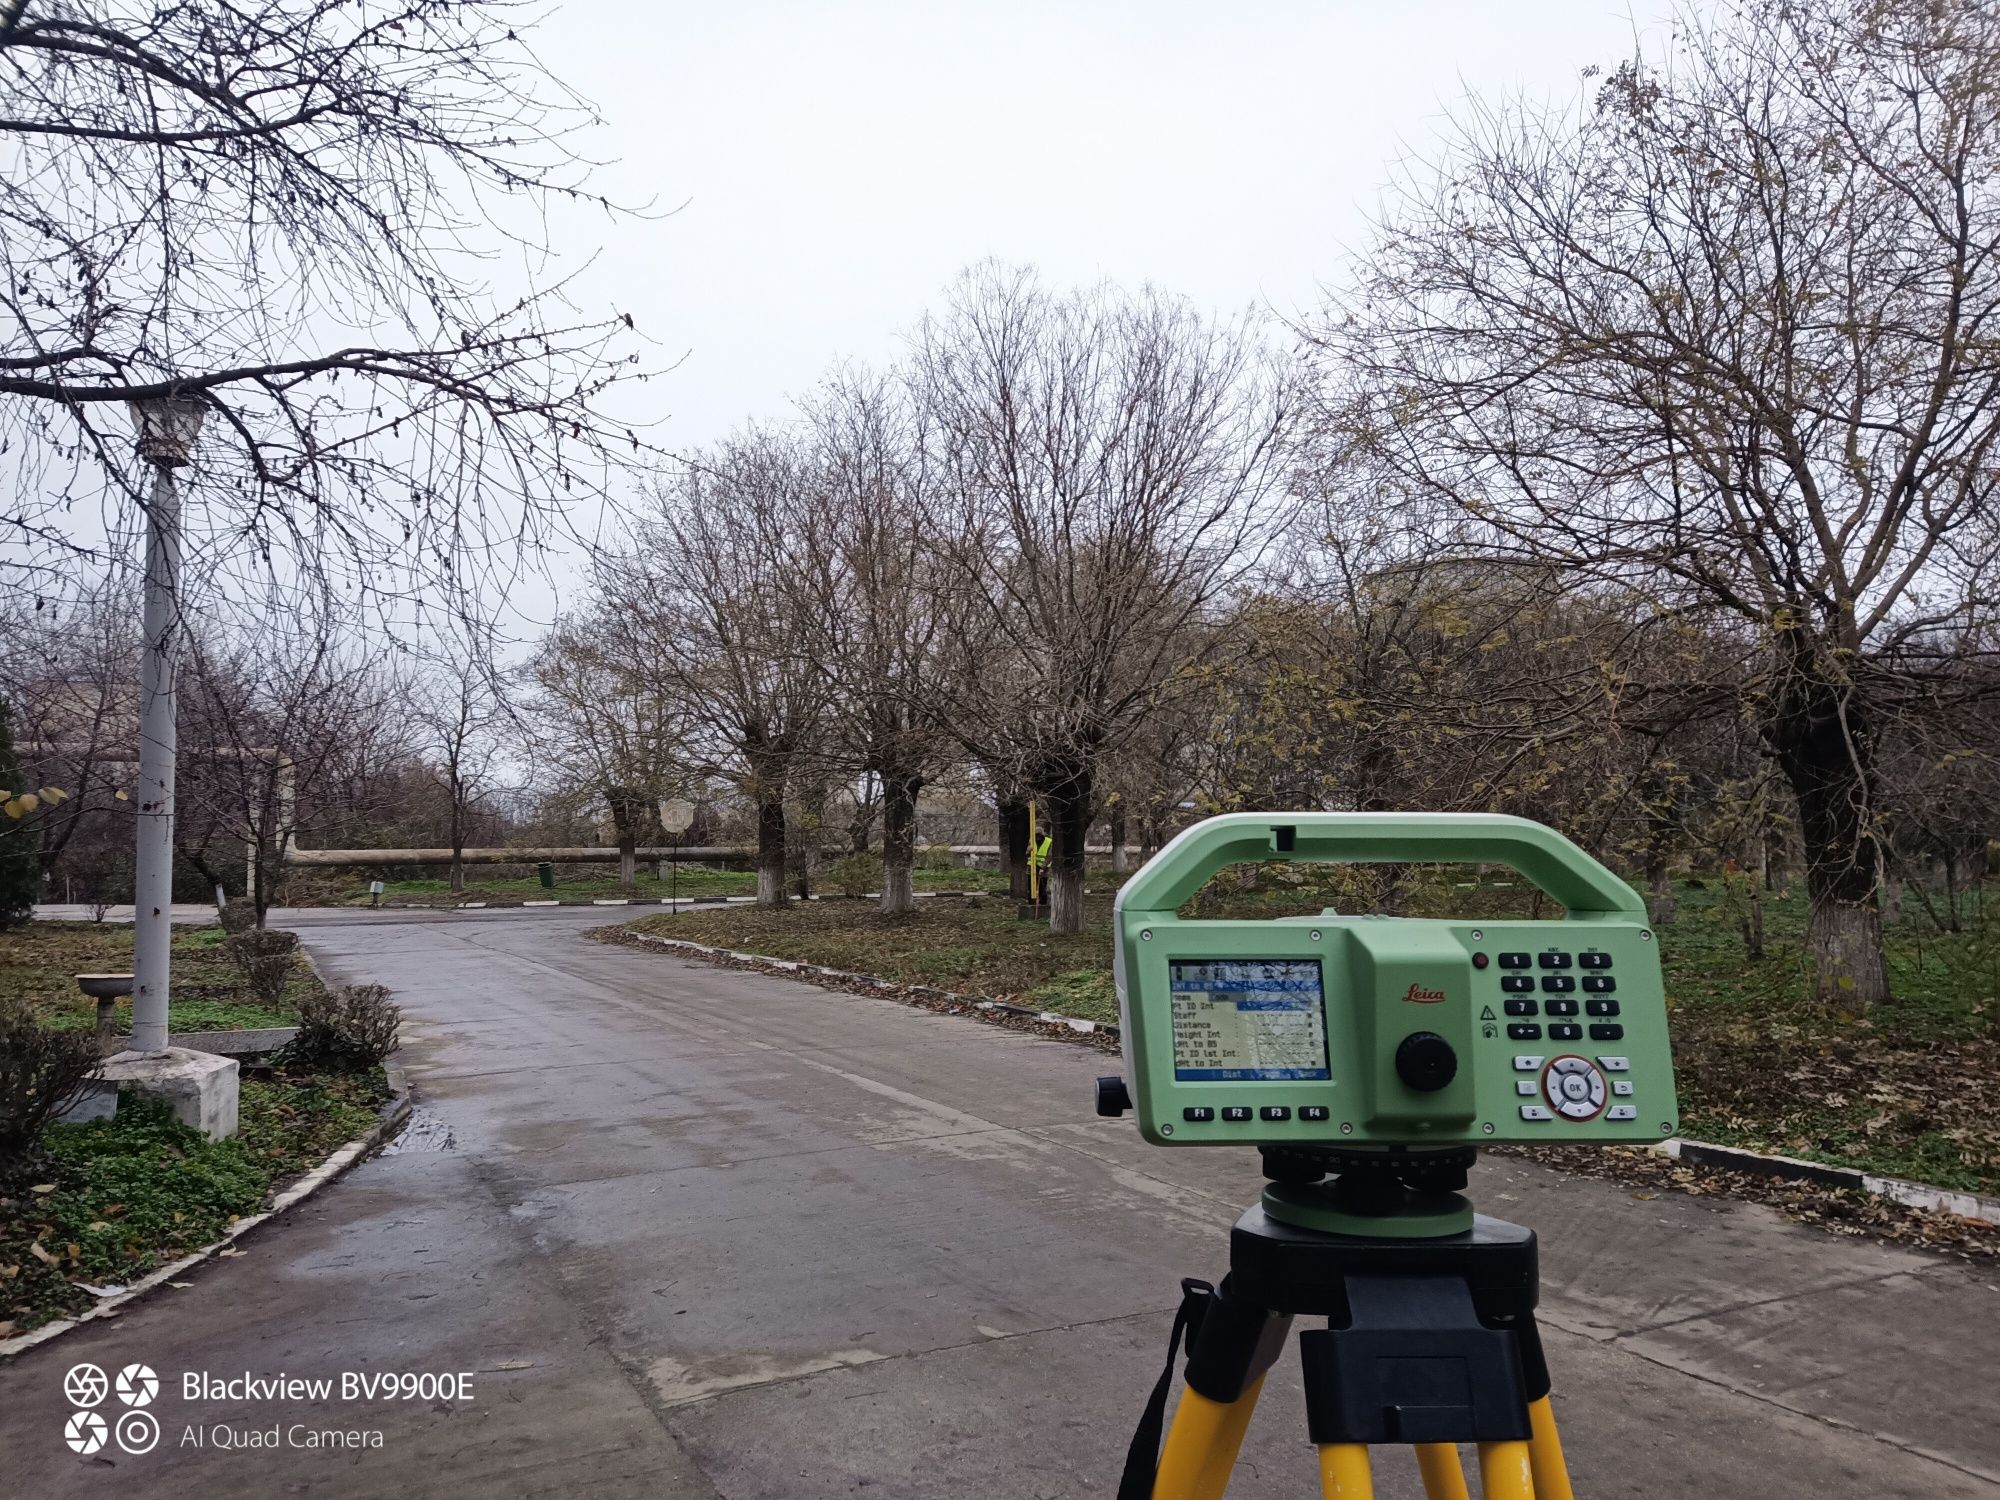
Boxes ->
[1095,1076,1134,1117]
[1395,1032,1458,1092]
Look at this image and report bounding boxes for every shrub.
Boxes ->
[0,998,101,1157]
[223,926,301,1004]
[826,852,883,899]
[65,843,131,922]
[917,842,959,871]
[216,900,261,936]
[282,984,401,1072]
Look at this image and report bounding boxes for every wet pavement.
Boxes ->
[1,905,1994,1498]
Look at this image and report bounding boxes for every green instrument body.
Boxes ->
[1112,813,1679,1148]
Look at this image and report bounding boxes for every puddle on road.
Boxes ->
[382,1105,458,1153]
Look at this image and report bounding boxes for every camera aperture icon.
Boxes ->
[64,1409,108,1454]
[115,1409,161,1455]
[115,1363,159,1407]
[63,1363,109,1409]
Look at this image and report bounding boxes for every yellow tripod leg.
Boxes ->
[1526,1396,1574,1500]
[1476,1440,1537,1500]
[1152,1378,1264,1500]
[1317,1443,1373,1498]
[1415,1444,1471,1500]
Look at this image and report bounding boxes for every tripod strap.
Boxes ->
[1116,1279,1214,1500]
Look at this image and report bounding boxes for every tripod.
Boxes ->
[1119,1148,1574,1500]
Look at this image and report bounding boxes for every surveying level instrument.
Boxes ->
[1094,812,1680,1498]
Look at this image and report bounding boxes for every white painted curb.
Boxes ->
[1654,1137,2000,1224]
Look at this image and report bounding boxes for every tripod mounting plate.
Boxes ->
[1262,1180,1474,1237]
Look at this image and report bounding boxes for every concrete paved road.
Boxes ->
[2,907,1995,1498]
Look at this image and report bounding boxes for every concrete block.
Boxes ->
[95,1047,240,1140]
[56,1077,120,1125]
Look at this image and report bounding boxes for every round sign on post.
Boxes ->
[658,798,695,909]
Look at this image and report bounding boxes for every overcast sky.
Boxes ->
[427,0,1674,633]
[531,0,1667,454]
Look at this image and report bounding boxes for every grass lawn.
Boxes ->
[343,861,1011,907]
[1662,878,1999,1195]
[0,1072,387,1334]
[2,921,311,1033]
[632,890,1124,1020]
[347,867,754,905]
[0,917,389,1334]
[627,868,2000,1196]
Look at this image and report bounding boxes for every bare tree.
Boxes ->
[1314,0,2000,1003]
[411,625,512,893]
[602,434,827,907]
[176,605,402,920]
[0,0,653,609]
[794,371,951,914]
[916,265,1296,933]
[0,589,134,874]
[525,612,684,887]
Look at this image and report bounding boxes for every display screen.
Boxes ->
[1169,959,1330,1081]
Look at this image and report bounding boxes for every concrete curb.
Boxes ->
[351,891,995,913]
[0,1059,413,1362]
[616,931,1122,1044]
[616,929,1999,1227]
[1655,1137,2000,1224]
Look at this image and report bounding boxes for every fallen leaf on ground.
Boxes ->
[29,1185,53,1195]
[217,1248,246,1259]
[27,1242,56,1267]
[169,1282,194,1289]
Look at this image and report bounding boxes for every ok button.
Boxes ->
[1559,1075,1591,1103]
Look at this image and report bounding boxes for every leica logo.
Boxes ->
[1402,983,1447,1004]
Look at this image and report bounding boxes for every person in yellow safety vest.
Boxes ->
[1029,832,1053,877]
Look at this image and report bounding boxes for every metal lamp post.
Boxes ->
[127,395,206,1056]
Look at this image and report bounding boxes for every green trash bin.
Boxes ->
[536,860,556,890]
